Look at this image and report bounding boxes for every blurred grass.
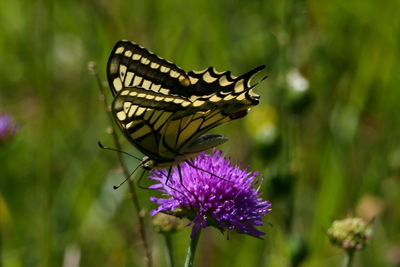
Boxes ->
[1,0,400,266]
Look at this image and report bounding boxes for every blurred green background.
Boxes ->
[1,0,399,266]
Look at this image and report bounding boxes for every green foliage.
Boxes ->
[1,0,399,266]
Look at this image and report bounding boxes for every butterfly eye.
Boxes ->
[142,158,154,170]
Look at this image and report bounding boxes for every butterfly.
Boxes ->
[107,40,265,172]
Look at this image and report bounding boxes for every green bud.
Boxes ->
[152,213,187,234]
[327,217,372,251]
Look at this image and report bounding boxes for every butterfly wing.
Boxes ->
[112,87,229,163]
[158,107,230,159]
[107,40,190,97]
[112,87,189,162]
[108,40,266,165]
[107,40,265,99]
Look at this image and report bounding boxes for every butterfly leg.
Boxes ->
[163,167,183,194]
[184,159,229,182]
[136,169,148,190]
[165,166,173,185]
[177,164,202,209]
[161,166,197,209]
[142,167,177,192]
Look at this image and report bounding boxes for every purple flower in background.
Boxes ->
[149,150,272,238]
[0,113,18,144]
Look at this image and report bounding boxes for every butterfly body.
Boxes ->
[107,40,265,170]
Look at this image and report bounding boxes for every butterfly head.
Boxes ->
[142,157,155,171]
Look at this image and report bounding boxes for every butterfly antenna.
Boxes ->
[98,141,142,161]
[113,162,143,189]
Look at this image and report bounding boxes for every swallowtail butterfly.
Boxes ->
[107,40,265,171]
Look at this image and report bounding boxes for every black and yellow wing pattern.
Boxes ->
[107,40,265,169]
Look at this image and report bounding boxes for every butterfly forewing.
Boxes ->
[107,40,190,97]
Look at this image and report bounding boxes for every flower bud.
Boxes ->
[327,217,372,251]
[152,213,187,234]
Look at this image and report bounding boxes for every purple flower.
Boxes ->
[149,150,272,238]
[0,114,18,144]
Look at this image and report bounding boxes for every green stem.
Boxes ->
[343,250,355,267]
[164,234,176,267]
[184,230,202,267]
[89,62,152,267]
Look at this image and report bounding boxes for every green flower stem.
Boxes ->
[343,250,355,267]
[164,234,176,267]
[89,62,152,267]
[184,230,202,267]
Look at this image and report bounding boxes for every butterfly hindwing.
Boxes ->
[159,107,232,159]
[112,87,185,161]
[112,88,232,161]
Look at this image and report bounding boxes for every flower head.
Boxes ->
[149,150,272,238]
[0,113,18,144]
[327,217,372,251]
